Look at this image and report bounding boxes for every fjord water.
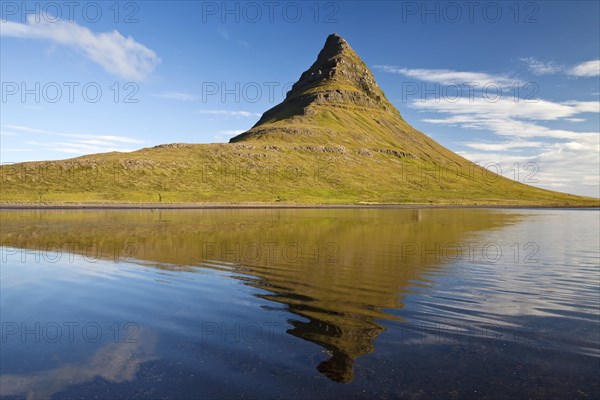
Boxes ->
[0,209,598,399]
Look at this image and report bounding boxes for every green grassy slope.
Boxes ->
[1,141,595,205]
[0,34,597,206]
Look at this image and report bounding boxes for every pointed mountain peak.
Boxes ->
[327,32,345,42]
[320,32,349,56]
[287,33,384,102]
[230,34,398,144]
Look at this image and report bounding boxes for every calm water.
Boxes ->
[0,208,598,399]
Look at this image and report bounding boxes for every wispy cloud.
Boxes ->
[457,141,599,194]
[519,57,563,75]
[196,110,261,118]
[2,125,143,155]
[0,130,18,136]
[417,99,598,133]
[152,92,199,101]
[409,96,599,196]
[374,65,520,87]
[567,59,600,77]
[378,61,599,195]
[519,57,599,78]
[24,140,135,154]
[0,148,35,152]
[1,14,160,80]
[464,140,545,151]
[4,125,143,143]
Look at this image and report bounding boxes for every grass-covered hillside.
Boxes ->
[1,34,596,206]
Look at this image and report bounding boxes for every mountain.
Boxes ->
[0,34,596,206]
[230,33,488,165]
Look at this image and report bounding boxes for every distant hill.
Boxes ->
[0,34,597,206]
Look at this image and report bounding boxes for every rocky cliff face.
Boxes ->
[288,33,388,106]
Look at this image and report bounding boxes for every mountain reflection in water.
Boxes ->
[0,208,524,383]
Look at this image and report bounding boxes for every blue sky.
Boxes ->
[1,1,599,196]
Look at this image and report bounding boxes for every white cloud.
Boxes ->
[25,140,136,154]
[416,99,598,140]
[465,141,545,151]
[458,140,600,196]
[4,125,143,143]
[1,14,160,80]
[1,125,143,156]
[377,59,600,86]
[152,92,198,101]
[0,148,34,152]
[196,110,261,118]
[373,65,520,87]
[519,57,563,75]
[404,91,599,196]
[567,60,600,77]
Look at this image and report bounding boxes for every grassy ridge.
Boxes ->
[0,138,596,206]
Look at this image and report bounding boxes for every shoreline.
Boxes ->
[0,203,598,210]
